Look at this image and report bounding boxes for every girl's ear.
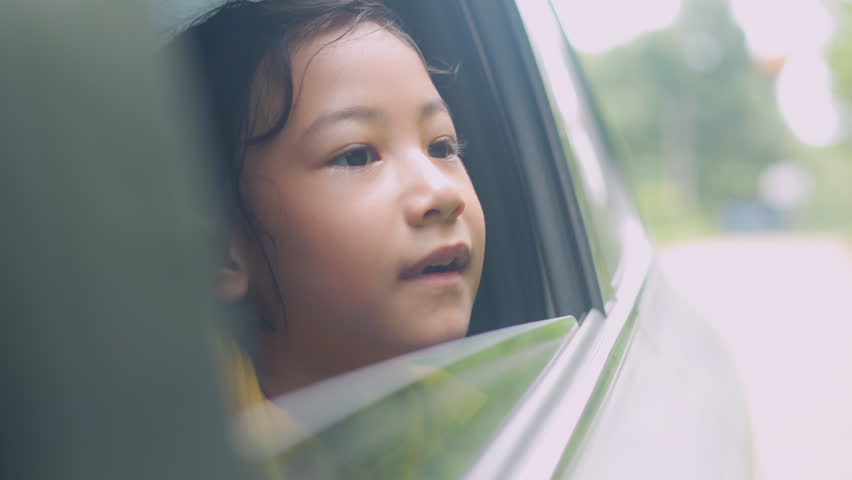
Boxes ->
[221,234,250,302]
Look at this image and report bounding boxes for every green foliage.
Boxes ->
[571,0,852,242]
[795,140,852,235]
[829,2,852,105]
[632,180,720,243]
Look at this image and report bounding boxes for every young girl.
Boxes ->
[174,0,486,407]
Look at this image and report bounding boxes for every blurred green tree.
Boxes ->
[571,0,798,240]
[815,1,852,237]
[829,1,852,104]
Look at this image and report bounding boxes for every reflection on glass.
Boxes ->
[235,317,577,479]
[515,0,628,303]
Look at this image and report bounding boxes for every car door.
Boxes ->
[452,1,756,478]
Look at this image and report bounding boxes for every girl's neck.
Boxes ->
[255,326,393,399]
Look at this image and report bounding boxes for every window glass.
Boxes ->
[514,0,631,307]
[237,318,577,478]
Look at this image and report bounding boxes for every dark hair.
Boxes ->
[171,0,418,224]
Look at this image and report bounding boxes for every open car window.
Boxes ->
[150,0,601,333]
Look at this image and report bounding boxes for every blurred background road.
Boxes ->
[660,236,852,479]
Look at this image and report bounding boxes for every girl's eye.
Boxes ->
[330,146,378,167]
[329,146,379,168]
[428,137,461,159]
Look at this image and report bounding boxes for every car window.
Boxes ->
[237,317,577,478]
[514,0,636,309]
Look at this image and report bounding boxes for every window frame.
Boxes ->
[452,0,654,477]
[454,0,607,319]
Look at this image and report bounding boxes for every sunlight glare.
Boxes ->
[729,0,834,59]
[776,52,841,147]
[557,0,682,53]
[730,0,842,146]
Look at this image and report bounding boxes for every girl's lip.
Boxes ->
[402,271,464,288]
[399,243,471,280]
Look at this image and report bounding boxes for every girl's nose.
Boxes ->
[402,154,466,228]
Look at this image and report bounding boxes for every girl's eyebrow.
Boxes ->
[420,98,451,121]
[302,98,451,139]
[303,106,385,139]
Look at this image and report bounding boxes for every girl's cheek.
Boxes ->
[242,181,280,227]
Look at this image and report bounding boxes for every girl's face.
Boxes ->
[230,23,485,388]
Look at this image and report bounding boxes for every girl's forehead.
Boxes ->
[247,22,436,142]
[291,22,423,85]
[285,23,436,121]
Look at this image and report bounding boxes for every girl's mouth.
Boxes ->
[400,243,471,280]
[421,257,462,275]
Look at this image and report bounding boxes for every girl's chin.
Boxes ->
[394,313,470,350]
